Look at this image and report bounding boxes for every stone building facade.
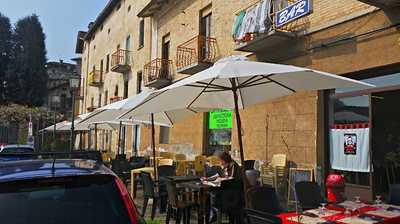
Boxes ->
[79,0,400,197]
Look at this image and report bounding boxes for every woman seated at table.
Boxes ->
[204,152,243,222]
[203,151,242,184]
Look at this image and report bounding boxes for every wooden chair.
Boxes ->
[176,161,190,176]
[175,153,187,161]
[158,158,174,166]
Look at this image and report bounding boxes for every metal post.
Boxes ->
[94,123,98,151]
[70,89,76,152]
[117,121,122,155]
[151,113,157,179]
[53,110,57,150]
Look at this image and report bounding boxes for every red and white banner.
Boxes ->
[330,123,371,172]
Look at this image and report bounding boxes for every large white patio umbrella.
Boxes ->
[120,56,374,169]
[77,88,200,176]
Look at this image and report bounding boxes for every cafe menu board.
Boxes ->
[287,168,314,203]
[209,110,233,129]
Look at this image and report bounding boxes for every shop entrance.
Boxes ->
[372,90,400,195]
[329,71,400,201]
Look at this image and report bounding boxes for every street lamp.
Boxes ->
[69,76,80,152]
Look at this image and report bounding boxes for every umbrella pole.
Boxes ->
[151,113,157,179]
[94,124,98,151]
[118,121,122,155]
[232,81,249,206]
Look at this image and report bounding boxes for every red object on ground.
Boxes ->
[326,173,346,203]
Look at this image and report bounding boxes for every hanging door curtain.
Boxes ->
[232,0,273,41]
[330,123,371,172]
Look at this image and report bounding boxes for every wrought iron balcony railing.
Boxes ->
[144,58,174,89]
[111,49,132,73]
[88,70,103,87]
[176,35,217,74]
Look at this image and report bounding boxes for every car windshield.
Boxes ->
[0,175,132,224]
[1,147,34,153]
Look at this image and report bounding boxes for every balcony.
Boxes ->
[110,96,123,103]
[144,59,173,89]
[234,0,307,53]
[87,106,98,112]
[176,35,217,75]
[111,49,132,74]
[88,70,103,87]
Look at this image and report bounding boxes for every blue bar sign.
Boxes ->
[275,0,312,28]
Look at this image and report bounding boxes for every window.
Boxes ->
[98,93,102,107]
[116,3,121,11]
[100,24,104,31]
[123,80,129,99]
[106,54,110,73]
[104,90,108,105]
[128,5,131,12]
[108,28,111,34]
[206,110,232,156]
[114,85,119,97]
[139,19,144,48]
[159,127,170,144]
[90,97,94,107]
[137,71,142,94]
[100,59,104,75]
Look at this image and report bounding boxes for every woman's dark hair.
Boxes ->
[218,151,233,163]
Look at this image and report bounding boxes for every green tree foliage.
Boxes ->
[5,14,47,106]
[0,13,12,104]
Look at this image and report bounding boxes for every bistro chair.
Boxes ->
[207,156,221,166]
[175,153,187,161]
[176,161,189,176]
[244,160,256,170]
[388,184,400,205]
[245,209,282,224]
[216,179,245,224]
[159,158,174,166]
[129,156,147,169]
[246,186,282,215]
[295,181,325,210]
[158,165,176,213]
[261,154,287,191]
[140,172,167,219]
[165,179,198,224]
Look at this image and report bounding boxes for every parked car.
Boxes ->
[0,157,145,224]
[0,144,35,161]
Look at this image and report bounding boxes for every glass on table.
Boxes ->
[375,195,383,209]
[319,202,327,216]
[354,196,361,204]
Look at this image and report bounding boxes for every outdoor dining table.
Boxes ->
[130,167,155,198]
[278,201,400,224]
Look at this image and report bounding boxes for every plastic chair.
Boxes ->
[261,154,287,191]
[388,184,400,205]
[295,181,325,210]
[215,179,245,224]
[246,186,282,215]
[244,160,255,170]
[245,170,261,187]
[207,156,220,166]
[140,172,167,219]
[245,209,282,224]
[176,161,189,176]
[160,151,174,159]
[175,153,187,161]
[194,155,207,175]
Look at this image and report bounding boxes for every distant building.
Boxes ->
[45,60,80,119]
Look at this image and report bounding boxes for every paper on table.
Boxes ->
[339,201,368,209]
[366,209,400,219]
[338,216,379,224]
[306,208,342,217]
[287,215,326,224]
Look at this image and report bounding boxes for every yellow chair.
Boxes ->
[160,151,174,159]
[195,155,207,174]
[207,156,220,167]
[176,161,189,176]
[175,153,187,161]
[158,158,174,166]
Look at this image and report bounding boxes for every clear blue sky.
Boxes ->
[0,0,109,63]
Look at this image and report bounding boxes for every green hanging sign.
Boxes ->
[209,110,233,129]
